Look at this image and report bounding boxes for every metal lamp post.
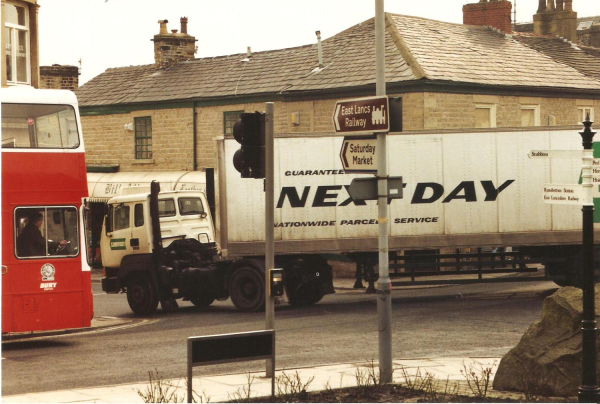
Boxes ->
[578,114,599,403]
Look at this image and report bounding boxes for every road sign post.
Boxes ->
[530,118,600,402]
[374,0,393,385]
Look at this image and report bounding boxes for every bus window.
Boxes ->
[158,199,176,217]
[179,197,204,215]
[14,206,79,258]
[1,103,80,149]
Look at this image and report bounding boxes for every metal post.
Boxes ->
[375,0,393,384]
[265,102,275,378]
[578,115,599,403]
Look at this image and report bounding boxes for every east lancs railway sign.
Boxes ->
[332,96,389,134]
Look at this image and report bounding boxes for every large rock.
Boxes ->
[493,284,600,397]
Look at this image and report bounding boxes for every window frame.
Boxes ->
[14,205,80,259]
[223,111,243,135]
[134,116,152,159]
[4,0,30,85]
[474,104,497,129]
[520,105,541,127]
[578,107,594,124]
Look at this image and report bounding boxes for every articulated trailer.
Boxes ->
[94,126,599,314]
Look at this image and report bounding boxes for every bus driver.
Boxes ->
[17,212,67,257]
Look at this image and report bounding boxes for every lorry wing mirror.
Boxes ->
[200,212,207,219]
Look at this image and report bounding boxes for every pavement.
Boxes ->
[2,269,553,403]
[3,357,524,403]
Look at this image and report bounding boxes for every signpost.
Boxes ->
[529,117,600,402]
[332,95,389,134]
[340,136,378,173]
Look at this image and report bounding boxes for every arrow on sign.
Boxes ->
[334,104,342,131]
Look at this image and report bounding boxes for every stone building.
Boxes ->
[1,0,40,88]
[75,2,600,174]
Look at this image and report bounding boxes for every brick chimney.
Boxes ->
[151,17,197,69]
[39,64,79,90]
[533,0,577,42]
[463,0,513,34]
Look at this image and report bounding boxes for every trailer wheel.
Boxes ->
[126,274,159,315]
[229,267,264,311]
[190,295,215,308]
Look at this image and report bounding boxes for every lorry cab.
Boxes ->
[101,189,215,269]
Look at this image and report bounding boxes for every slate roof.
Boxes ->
[76,13,600,107]
[513,33,600,81]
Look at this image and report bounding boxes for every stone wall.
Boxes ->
[81,93,599,172]
[82,108,194,171]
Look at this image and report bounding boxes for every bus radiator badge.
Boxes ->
[41,263,55,281]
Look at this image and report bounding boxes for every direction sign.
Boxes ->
[340,136,377,173]
[528,149,586,159]
[543,184,583,205]
[332,96,389,134]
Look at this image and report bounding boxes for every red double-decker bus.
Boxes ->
[2,87,93,334]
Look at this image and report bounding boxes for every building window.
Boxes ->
[223,111,243,135]
[578,107,594,123]
[475,104,496,128]
[521,105,540,127]
[4,1,30,85]
[134,117,152,159]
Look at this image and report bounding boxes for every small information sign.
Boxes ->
[543,184,583,205]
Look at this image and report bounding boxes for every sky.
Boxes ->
[38,0,600,85]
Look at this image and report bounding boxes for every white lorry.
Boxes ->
[96,126,599,314]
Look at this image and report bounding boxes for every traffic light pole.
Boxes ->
[265,102,275,379]
[375,0,393,384]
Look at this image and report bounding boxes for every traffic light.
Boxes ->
[232,112,265,178]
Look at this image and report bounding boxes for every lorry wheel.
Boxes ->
[190,295,215,308]
[287,282,323,307]
[126,274,159,315]
[230,267,264,311]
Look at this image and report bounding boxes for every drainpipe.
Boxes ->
[193,101,198,171]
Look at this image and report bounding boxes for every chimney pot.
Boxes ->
[180,17,188,34]
[171,29,178,34]
[158,19,169,35]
